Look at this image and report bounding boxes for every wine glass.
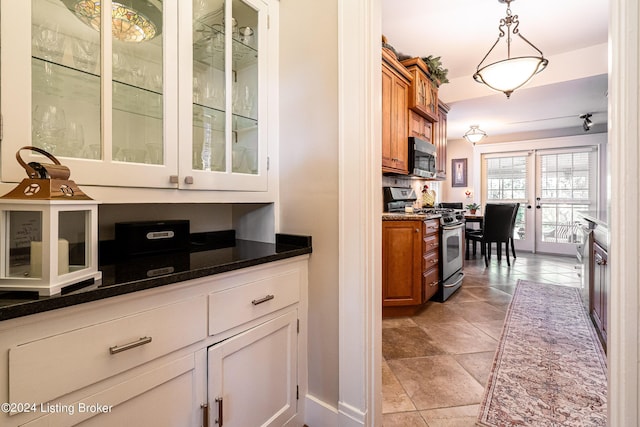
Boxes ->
[72,39,98,73]
[32,105,66,153]
[66,121,85,158]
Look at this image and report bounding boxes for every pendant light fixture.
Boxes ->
[61,0,162,43]
[473,0,548,98]
[463,125,487,145]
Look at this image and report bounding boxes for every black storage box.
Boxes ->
[115,220,190,256]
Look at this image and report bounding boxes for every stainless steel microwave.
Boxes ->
[408,137,437,178]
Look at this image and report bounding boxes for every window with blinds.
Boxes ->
[486,156,528,201]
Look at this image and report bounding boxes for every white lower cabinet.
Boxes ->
[207,310,298,427]
[0,256,308,427]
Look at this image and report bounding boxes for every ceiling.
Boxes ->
[381,0,609,143]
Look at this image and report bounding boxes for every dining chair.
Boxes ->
[509,203,520,259]
[466,203,519,267]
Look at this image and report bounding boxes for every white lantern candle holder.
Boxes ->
[0,147,101,296]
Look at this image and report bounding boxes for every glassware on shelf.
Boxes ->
[112,51,129,82]
[72,39,98,73]
[33,24,66,63]
[239,26,254,46]
[32,104,67,153]
[145,143,163,164]
[241,84,253,117]
[120,148,148,163]
[64,121,85,157]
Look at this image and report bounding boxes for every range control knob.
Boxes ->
[444,217,453,223]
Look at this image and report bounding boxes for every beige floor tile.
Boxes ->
[387,355,485,410]
[412,302,464,325]
[382,327,445,360]
[382,359,415,413]
[420,405,480,427]
[382,411,428,427]
[453,351,496,385]
[382,317,417,329]
[448,301,507,323]
[418,321,497,355]
[472,319,506,341]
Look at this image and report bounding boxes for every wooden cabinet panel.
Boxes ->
[592,241,608,350]
[401,58,438,122]
[433,100,450,180]
[382,221,423,306]
[383,218,441,316]
[382,48,412,174]
[409,110,433,142]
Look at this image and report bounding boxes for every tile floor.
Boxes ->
[381,250,582,427]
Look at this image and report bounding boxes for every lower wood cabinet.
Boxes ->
[383,219,440,316]
[0,257,309,427]
[591,241,608,351]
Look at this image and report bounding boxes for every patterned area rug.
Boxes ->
[477,280,607,426]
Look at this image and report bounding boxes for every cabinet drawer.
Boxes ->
[424,233,439,251]
[423,250,439,270]
[9,296,207,407]
[423,267,439,301]
[209,270,300,336]
[424,220,439,236]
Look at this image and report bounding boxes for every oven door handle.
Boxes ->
[442,223,465,231]
[443,272,465,288]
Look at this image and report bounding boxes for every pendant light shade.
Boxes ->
[473,0,548,98]
[463,125,487,145]
[61,0,162,43]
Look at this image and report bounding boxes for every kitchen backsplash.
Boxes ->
[382,176,441,208]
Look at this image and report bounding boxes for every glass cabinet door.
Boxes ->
[0,0,178,188]
[181,0,267,191]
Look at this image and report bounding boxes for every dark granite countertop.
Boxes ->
[0,233,312,322]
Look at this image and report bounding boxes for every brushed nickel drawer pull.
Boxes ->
[429,281,438,287]
[109,336,152,355]
[252,294,275,305]
[215,397,223,426]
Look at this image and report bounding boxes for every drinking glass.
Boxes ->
[72,39,98,73]
[32,105,66,153]
[242,85,254,117]
[66,121,85,157]
[33,24,66,63]
[239,26,254,46]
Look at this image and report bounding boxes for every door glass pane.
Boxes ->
[485,155,529,239]
[539,150,595,244]
[112,1,164,164]
[33,0,100,159]
[193,0,226,172]
[232,0,258,174]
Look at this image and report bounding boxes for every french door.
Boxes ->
[482,147,598,255]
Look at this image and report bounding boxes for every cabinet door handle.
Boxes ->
[429,281,438,287]
[430,258,438,264]
[252,294,275,305]
[109,336,152,355]
[201,403,209,427]
[215,397,223,426]
[430,243,437,248]
[415,228,420,233]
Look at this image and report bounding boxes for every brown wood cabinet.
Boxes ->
[382,48,412,174]
[433,100,450,180]
[408,110,433,142]
[383,218,440,317]
[401,57,438,123]
[592,241,608,351]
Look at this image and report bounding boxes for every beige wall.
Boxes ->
[279,0,340,406]
[441,139,476,205]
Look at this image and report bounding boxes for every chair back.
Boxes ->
[483,203,519,241]
[510,203,520,238]
[438,202,463,209]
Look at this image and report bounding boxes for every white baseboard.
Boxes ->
[304,394,338,426]
[338,401,367,426]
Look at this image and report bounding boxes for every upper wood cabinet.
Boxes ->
[408,110,432,143]
[382,48,412,174]
[433,100,450,180]
[401,57,438,123]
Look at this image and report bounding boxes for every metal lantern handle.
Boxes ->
[16,146,71,180]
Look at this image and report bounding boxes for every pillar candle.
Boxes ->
[30,239,70,277]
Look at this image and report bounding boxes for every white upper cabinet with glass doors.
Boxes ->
[1,0,271,193]
[179,0,268,191]
[0,0,179,188]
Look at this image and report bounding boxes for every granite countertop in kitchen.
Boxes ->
[382,212,442,221]
[577,210,609,229]
[0,233,312,322]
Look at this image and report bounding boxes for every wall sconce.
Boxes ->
[0,147,101,296]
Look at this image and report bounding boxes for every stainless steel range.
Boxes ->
[417,208,465,301]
